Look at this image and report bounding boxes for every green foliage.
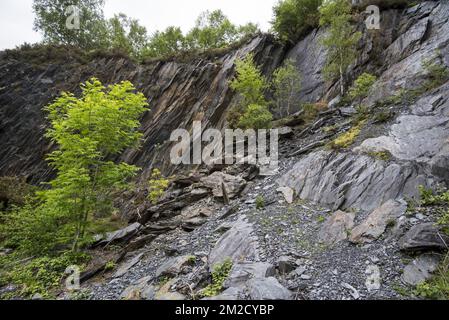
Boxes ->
[106,13,148,59]
[148,169,170,205]
[228,54,272,129]
[104,260,116,271]
[330,120,365,149]
[367,151,391,161]
[319,0,362,95]
[1,252,90,299]
[237,104,273,130]
[143,26,185,59]
[415,254,449,300]
[230,54,269,107]
[32,0,108,50]
[349,73,377,106]
[0,78,149,255]
[186,10,258,51]
[201,259,233,297]
[419,186,449,207]
[272,59,302,117]
[0,177,35,211]
[271,0,323,44]
[256,195,266,210]
[422,57,449,91]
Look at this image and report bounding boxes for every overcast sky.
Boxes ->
[0,0,277,50]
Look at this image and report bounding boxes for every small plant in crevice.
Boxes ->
[148,169,170,205]
[256,195,265,210]
[201,259,233,297]
[329,120,366,150]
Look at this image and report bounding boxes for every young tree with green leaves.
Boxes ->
[143,26,186,59]
[107,13,149,59]
[319,0,361,96]
[32,0,108,50]
[228,54,272,129]
[1,79,149,254]
[273,59,302,117]
[186,10,258,50]
[271,0,323,44]
[349,72,377,106]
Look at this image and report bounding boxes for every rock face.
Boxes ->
[402,254,441,286]
[278,151,429,213]
[247,277,291,300]
[399,223,449,252]
[278,2,449,214]
[200,172,247,199]
[318,211,355,245]
[350,200,407,244]
[155,255,193,278]
[224,262,275,288]
[208,217,258,269]
[0,35,284,185]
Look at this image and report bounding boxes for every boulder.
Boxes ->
[402,253,441,286]
[200,172,246,199]
[276,187,295,204]
[318,211,355,245]
[399,223,449,252]
[224,262,275,288]
[350,200,407,244]
[208,217,258,270]
[247,277,291,300]
[155,255,194,278]
[120,276,155,300]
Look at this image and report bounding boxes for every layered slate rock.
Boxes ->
[247,277,291,300]
[200,172,247,199]
[208,216,258,270]
[399,223,449,252]
[224,262,276,288]
[402,253,441,286]
[155,255,194,278]
[350,199,407,244]
[318,211,355,245]
[278,151,429,212]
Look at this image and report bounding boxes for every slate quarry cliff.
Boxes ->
[2,1,449,300]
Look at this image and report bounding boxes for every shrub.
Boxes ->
[1,252,90,299]
[237,104,273,130]
[201,259,233,297]
[228,54,271,129]
[422,57,449,91]
[272,0,323,44]
[256,195,265,210]
[148,169,170,204]
[349,73,377,106]
[330,121,365,149]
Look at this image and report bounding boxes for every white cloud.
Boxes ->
[0,0,277,50]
